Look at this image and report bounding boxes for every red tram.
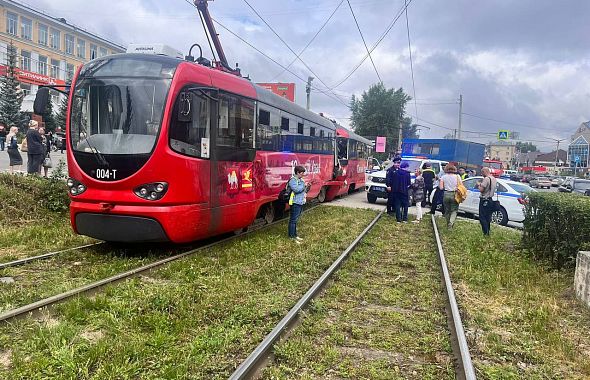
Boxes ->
[59,53,371,243]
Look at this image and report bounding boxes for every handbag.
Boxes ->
[43,155,53,168]
[454,175,468,203]
[20,138,28,152]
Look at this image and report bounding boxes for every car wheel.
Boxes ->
[491,206,509,226]
[367,193,377,204]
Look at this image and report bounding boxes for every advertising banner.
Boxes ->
[376,136,386,152]
[0,65,66,86]
[256,82,295,102]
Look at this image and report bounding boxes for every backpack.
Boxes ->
[455,175,468,203]
[279,181,291,202]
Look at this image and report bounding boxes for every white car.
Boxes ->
[365,158,447,204]
[432,176,535,225]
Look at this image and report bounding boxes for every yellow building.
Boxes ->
[0,0,124,107]
[488,141,517,169]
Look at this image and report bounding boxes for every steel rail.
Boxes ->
[229,210,384,380]
[431,215,476,380]
[0,204,319,324]
[0,242,103,270]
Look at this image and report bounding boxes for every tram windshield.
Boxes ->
[70,58,174,155]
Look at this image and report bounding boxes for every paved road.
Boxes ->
[0,148,68,176]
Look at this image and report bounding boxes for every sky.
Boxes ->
[22,0,590,152]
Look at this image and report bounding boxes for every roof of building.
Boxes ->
[534,149,567,163]
[2,0,125,51]
[571,121,590,142]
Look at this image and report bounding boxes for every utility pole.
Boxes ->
[554,139,565,174]
[457,94,463,140]
[306,76,314,110]
[398,118,403,151]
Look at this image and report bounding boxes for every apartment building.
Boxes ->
[0,0,124,107]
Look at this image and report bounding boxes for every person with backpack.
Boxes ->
[422,162,436,206]
[6,126,22,173]
[477,167,497,236]
[287,165,310,243]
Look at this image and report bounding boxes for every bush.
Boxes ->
[0,171,69,224]
[523,192,590,269]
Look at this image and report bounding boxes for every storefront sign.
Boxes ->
[0,65,65,86]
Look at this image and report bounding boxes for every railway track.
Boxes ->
[0,242,103,270]
[229,213,476,380]
[0,204,319,324]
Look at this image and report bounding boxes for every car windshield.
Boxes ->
[510,183,534,194]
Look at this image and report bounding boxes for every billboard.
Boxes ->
[256,82,295,102]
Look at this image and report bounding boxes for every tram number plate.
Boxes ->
[95,168,118,180]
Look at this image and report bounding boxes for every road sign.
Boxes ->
[498,130,509,140]
[575,156,581,163]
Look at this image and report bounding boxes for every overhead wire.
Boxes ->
[270,0,345,81]
[461,112,557,132]
[346,0,382,83]
[329,0,414,90]
[241,0,350,106]
[404,0,418,123]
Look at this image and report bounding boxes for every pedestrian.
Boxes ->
[39,127,52,178]
[6,126,22,173]
[25,120,44,175]
[439,164,462,229]
[392,161,411,223]
[0,123,7,151]
[385,157,401,215]
[60,133,66,154]
[477,167,497,236]
[411,169,425,223]
[287,165,310,243]
[422,162,436,206]
[459,167,469,180]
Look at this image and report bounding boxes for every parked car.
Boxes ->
[510,173,524,182]
[365,158,448,204]
[559,179,590,195]
[551,176,565,187]
[530,176,552,189]
[431,177,535,225]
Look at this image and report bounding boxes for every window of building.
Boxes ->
[66,63,75,81]
[77,39,86,58]
[280,116,289,131]
[50,28,60,50]
[38,24,48,45]
[218,94,255,148]
[65,34,74,55]
[20,83,31,96]
[50,89,60,105]
[297,122,303,135]
[7,12,18,35]
[169,91,211,158]
[98,47,108,58]
[50,59,60,78]
[38,56,48,75]
[20,50,31,71]
[21,17,32,40]
[89,44,98,60]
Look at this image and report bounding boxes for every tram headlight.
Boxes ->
[67,178,86,196]
[134,182,168,201]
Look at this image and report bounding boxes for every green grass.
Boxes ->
[0,206,377,379]
[261,217,454,379]
[437,218,590,379]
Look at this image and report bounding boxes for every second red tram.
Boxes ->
[63,53,371,243]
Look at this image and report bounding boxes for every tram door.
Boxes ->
[209,92,258,231]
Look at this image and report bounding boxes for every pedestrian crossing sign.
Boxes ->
[498,130,509,140]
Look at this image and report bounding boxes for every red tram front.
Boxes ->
[64,53,370,243]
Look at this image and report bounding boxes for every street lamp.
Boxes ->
[413,124,431,137]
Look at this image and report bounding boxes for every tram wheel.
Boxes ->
[263,203,275,224]
[317,186,327,203]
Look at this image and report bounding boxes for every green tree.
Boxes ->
[43,95,57,132]
[349,83,416,159]
[516,141,537,153]
[55,95,68,131]
[0,41,24,129]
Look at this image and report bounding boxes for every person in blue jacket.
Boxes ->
[392,161,412,222]
[385,157,401,215]
[287,165,310,243]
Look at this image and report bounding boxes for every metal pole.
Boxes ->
[458,94,463,140]
[306,76,314,110]
[398,118,403,151]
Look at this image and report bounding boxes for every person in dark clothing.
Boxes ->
[26,120,44,175]
[392,161,412,222]
[422,162,436,206]
[0,124,7,151]
[385,158,401,215]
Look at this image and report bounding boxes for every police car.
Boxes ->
[431,176,535,225]
[365,158,447,203]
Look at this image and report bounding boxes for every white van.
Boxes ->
[365,157,448,203]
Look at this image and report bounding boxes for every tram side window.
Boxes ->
[297,122,304,135]
[349,140,358,159]
[337,137,348,159]
[281,117,289,131]
[218,94,255,148]
[169,91,210,158]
